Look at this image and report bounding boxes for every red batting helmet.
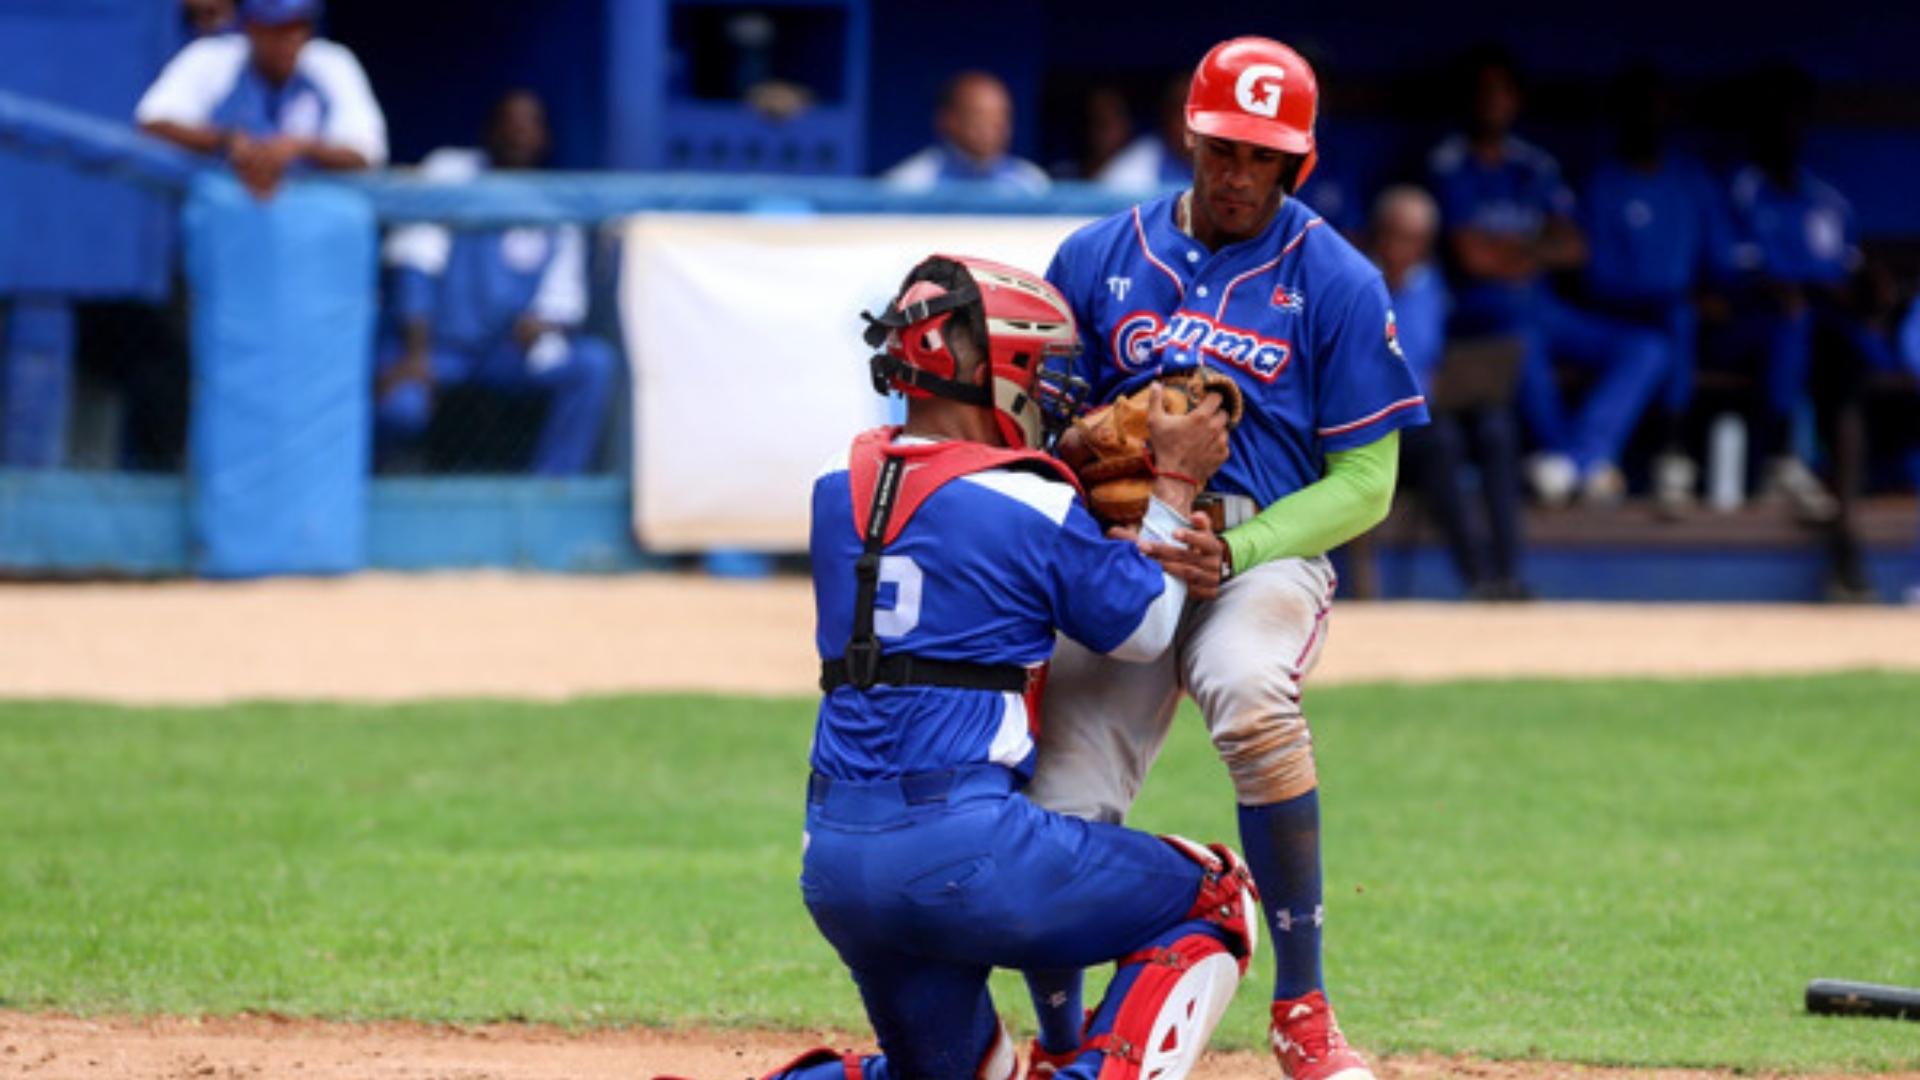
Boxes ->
[863,255,1083,450]
[1186,36,1320,189]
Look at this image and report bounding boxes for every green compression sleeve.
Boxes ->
[1223,430,1400,572]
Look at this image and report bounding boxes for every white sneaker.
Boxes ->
[1527,453,1579,508]
[1653,453,1698,514]
[1581,463,1627,507]
[1762,456,1838,522]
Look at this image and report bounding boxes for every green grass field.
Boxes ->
[1,675,1917,1071]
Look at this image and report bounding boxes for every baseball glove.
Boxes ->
[1057,367,1244,526]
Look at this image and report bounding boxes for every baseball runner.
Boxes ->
[1022,38,1429,1080]
[703,254,1261,1080]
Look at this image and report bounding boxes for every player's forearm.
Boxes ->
[1450,230,1533,282]
[299,141,373,172]
[1106,499,1190,662]
[141,120,227,156]
[403,319,431,354]
[1223,431,1398,572]
[1149,474,1198,515]
[1536,216,1588,270]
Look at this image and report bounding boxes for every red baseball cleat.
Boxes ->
[1269,990,1374,1080]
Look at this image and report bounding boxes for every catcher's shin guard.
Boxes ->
[1161,834,1261,969]
[977,1016,1019,1080]
[1076,837,1258,1080]
[1082,931,1243,1080]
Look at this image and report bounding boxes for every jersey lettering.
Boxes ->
[1156,312,1292,382]
[1110,311,1166,373]
[874,554,923,637]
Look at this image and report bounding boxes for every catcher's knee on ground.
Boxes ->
[753,1017,1015,1080]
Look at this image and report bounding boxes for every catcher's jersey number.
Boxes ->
[874,555,923,637]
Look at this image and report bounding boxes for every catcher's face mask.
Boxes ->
[864,255,1083,450]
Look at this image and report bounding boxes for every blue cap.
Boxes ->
[242,0,321,26]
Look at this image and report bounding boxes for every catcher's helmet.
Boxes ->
[864,255,1083,450]
[1186,36,1319,189]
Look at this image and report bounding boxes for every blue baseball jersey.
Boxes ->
[1726,165,1858,286]
[1428,134,1575,333]
[809,446,1165,782]
[1046,192,1428,508]
[1582,156,1730,305]
[1386,263,1450,390]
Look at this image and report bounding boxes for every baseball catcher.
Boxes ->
[668,253,1251,1080]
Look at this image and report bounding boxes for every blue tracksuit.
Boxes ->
[1582,155,1731,416]
[1429,134,1667,469]
[1719,164,1863,433]
[378,210,614,475]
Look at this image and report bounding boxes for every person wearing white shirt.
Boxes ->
[137,0,386,197]
[883,72,1049,196]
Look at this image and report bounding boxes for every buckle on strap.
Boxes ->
[844,639,882,691]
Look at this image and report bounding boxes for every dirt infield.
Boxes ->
[5,1013,1914,1080]
[0,573,1916,704]
[4,573,1918,1078]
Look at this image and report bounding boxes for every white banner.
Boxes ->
[620,213,1092,550]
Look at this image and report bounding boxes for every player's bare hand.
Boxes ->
[228,133,293,199]
[1139,511,1226,601]
[378,346,433,398]
[1147,383,1230,480]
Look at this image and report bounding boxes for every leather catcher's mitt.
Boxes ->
[1057,367,1244,526]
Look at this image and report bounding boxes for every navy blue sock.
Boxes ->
[1238,790,1325,1001]
[1024,967,1085,1053]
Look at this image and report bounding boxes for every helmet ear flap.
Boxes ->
[1290,147,1319,194]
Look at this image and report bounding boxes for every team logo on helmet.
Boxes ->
[1234,63,1286,118]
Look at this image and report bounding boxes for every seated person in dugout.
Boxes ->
[375,90,615,476]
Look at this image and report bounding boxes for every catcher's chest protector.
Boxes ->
[829,427,1081,695]
[845,427,1079,545]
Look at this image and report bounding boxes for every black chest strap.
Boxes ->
[825,451,1028,694]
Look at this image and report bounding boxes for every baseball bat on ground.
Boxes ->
[1805,979,1920,1020]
